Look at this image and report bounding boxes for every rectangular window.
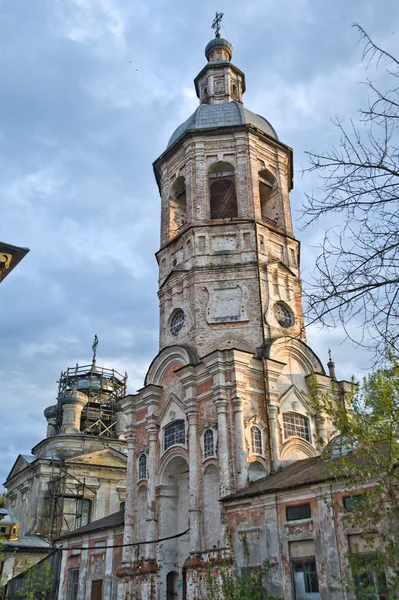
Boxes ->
[353,555,387,600]
[66,569,79,600]
[292,558,320,599]
[0,527,6,533]
[76,498,92,528]
[344,495,364,511]
[91,579,103,600]
[163,420,185,451]
[286,503,311,521]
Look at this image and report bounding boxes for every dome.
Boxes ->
[167,102,278,149]
[58,389,88,407]
[205,37,233,61]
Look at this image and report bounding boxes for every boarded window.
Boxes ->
[209,162,237,219]
[91,579,103,600]
[66,569,79,600]
[286,503,311,521]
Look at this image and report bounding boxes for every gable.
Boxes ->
[65,448,127,468]
[278,385,316,416]
[5,455,36,482]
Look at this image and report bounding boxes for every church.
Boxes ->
[114,24,353,600]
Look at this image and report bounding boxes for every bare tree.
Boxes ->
[302,24,399,361]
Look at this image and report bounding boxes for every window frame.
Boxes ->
[286,503,311,522]
[76,498,92,529]
[163,419,186,452]
[250,425,263,456]
[66,568,80,600]
[138,453,148,480]
[291,557,320,598]
[282,412,311,443]
[203,428,215,460]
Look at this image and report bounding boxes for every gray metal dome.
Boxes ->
[167,101,278,149]
[205,37,233,61]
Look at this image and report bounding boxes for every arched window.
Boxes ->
[138,453,148,480]
[163,420,185,451]
[209,162,237,219]
[76,498,92,528]
[169,176,186,238]
[283,412,310,442]
[250,426,263,455]
[203,429,215,459]
[259,168,277,225]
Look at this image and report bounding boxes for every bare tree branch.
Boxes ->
[302,25,399,362]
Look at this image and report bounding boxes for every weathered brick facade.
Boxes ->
[117,34,349,600]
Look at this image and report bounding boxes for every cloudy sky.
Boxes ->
[0,0,397,486]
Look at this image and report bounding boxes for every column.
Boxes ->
[122,422,136,565]
[232,395,248,489]
[145,415,158,560]
[214,388,231,496]
[186,399,201,555]
[268,405,279,466]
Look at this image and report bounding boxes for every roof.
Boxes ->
[58,509,124,540]
[21,455,36,463]
[5,535,50,549]
[223,449,379,501]
[167,101,278,149]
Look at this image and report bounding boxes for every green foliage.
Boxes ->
[15,560,52,600]
[0,493,6,509]
[199,535,281,600]
[315,358,399,598]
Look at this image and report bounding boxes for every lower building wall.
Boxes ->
[58,530,123,600]
[224,485,347,600]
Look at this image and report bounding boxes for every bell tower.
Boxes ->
[119,24,348,600]
[154,33,304,358]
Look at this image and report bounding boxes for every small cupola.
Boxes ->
[194,27,246,105]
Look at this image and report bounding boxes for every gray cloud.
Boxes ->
[1,0,397,484]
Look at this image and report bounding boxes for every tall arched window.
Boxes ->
[163,420,185,451]
[259,168,277,225]
[283,412,310,442]
[209,162,237,219]
[169,176,186,238]
[203,429,215,459]
[250,426,263,455]
[138,453,148,480]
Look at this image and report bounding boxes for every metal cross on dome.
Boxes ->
[211,12,224,38]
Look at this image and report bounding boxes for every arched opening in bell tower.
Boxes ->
[259,168,278,226]
[159,455,189,599]
[209,161,238,219]
[169,176,187,238]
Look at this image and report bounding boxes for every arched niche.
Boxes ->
[203,464,221,550]
[280,439,318,462]
[248,460,267,482]
[258,168,281,226]
[159,455,190,570]
[169,176,187,238]
[135,485,148,546]
[209,161,238,219]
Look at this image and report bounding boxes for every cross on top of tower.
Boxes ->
[211,12,224,39]
[92,334,98,362]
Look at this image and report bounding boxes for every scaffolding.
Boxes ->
[54,360,127,438]
[46,459,91,541]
